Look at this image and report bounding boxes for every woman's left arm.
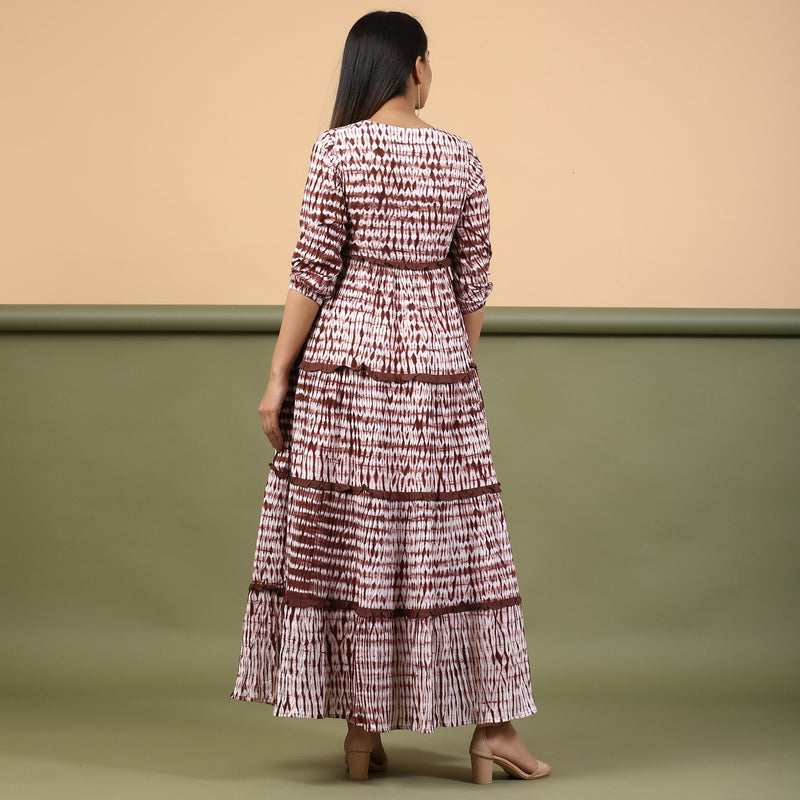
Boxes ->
[258,288,321,451]
[258,133,348,451]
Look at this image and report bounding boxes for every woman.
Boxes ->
[230,10,551,784]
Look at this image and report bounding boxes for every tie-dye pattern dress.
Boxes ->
[230,119,538,733]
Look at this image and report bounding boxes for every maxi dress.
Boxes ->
[230,119,538,734]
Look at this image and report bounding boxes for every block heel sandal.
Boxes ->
[468,725,551,784]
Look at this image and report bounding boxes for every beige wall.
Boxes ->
[2,0,798,307]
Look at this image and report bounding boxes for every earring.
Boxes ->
[416,83,421,117]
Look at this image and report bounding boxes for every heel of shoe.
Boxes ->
[470,753,494,784]
[346,750,371,781]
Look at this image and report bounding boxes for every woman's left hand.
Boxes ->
[258,371,289,451]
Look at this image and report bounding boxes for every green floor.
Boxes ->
[2,319,798,798]
[2,691,798,798]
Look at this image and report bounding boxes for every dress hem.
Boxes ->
[228,692,538,735]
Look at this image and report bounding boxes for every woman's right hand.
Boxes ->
[258,371,289,452]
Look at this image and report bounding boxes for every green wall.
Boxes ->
[1,307,798,706]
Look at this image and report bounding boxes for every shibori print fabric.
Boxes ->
[231,120,537,733]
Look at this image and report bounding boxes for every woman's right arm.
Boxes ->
[449,142,493,361]
[462,305,486,362]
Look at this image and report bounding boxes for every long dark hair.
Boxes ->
[330,11,428,129]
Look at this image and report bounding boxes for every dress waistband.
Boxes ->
[344,249,452,271]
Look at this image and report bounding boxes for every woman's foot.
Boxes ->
[474,721,549,776]
[345,721,387,769]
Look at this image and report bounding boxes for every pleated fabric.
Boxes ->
[230,120,538,733]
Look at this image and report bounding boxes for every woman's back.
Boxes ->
[310,120,483,263]
[288,120,494,374]
[287,120,494,386]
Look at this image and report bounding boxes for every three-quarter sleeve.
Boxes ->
[448,143,494,314]
[288,134,348,306]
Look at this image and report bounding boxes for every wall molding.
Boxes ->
[1,305,798,336]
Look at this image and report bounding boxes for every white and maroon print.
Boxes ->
[230,120,538,733]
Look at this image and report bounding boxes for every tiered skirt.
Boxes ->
[230,256,538,733]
